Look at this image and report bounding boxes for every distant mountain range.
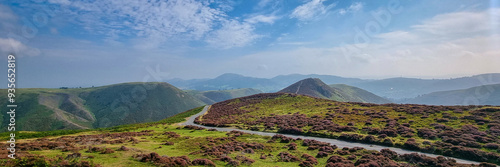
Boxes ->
[350,73,500,101]
[186,88,263,104]
[168,73,363,92]
[167,73,500,101]
[0,82,205,131]
[169,73,277,92]
[405,83,500,105]
[278,78,391,104]
[5,74,500,132]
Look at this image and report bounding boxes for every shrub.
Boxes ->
[192,159,215,166]
[277,152,300,162]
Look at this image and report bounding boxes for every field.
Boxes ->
[197,93,500,165]
[2,106,495,167]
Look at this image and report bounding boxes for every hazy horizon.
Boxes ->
[1,0,499,88]
[6,72,500,89]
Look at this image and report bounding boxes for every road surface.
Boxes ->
[183,105,492,165]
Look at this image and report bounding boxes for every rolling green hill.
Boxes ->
[406,84,500,105]
[198,93,500,164]
[1,107,492,167]
[278,78,348,101]
[0,82,205,131]
[330,84,392,104]
[279,78,391,104]
[187,88,263,104]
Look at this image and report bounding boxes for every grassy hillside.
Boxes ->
[1,107,492,167]
[198,93,500,164]
[0,82,205,131]
[187,88,263,104]
[278,78,347,101]
[406,84,500,105]
[330,84,392,104]
[279,78,391,104]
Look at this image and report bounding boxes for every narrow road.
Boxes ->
[183,105,487,165]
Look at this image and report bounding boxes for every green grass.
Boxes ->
[0,82,205,132]
[2,103,496,166]
[4,124,379,167]
[207,94,500,164]
[230,94,491,136]
[0,106,205,141]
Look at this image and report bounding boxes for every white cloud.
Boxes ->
[290,0,336,21]
[338,2,363,15]
[370,8,500,47]
[245,14,279,24]
[257,0,273,9]
[412,8,500,36]
[47,0,71,5]
[0,38,40,57]
[255,0,282,10]
[45,0,265,49]
[206,20,262,49]
[215,8,500,79]
[220,35,500,79]
[375,31,418,44]
[348,2,363,12]
[338,9,346,15]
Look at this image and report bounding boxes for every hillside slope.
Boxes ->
[406,84,500,105]
[279,78,346,101]
[1,107,488,167]
[279,78,390,104]
[330,84,392,104]
[270,74,364,89]
[187,88,262,104]
[198,93,500,164]
[0,82,205,131]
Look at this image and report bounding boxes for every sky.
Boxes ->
[0,0,499,88]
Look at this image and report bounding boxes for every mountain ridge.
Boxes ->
[406,83,500,105]
[278,78,391,104]
[167,73,500,101]
[0,82,205,131]
[186,88,263,104]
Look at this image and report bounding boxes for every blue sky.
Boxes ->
[1,0,499,88]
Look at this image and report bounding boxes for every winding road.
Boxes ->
[183,105,491,166]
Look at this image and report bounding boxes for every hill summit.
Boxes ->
[279,78,345,101]
[279,78,390,104]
